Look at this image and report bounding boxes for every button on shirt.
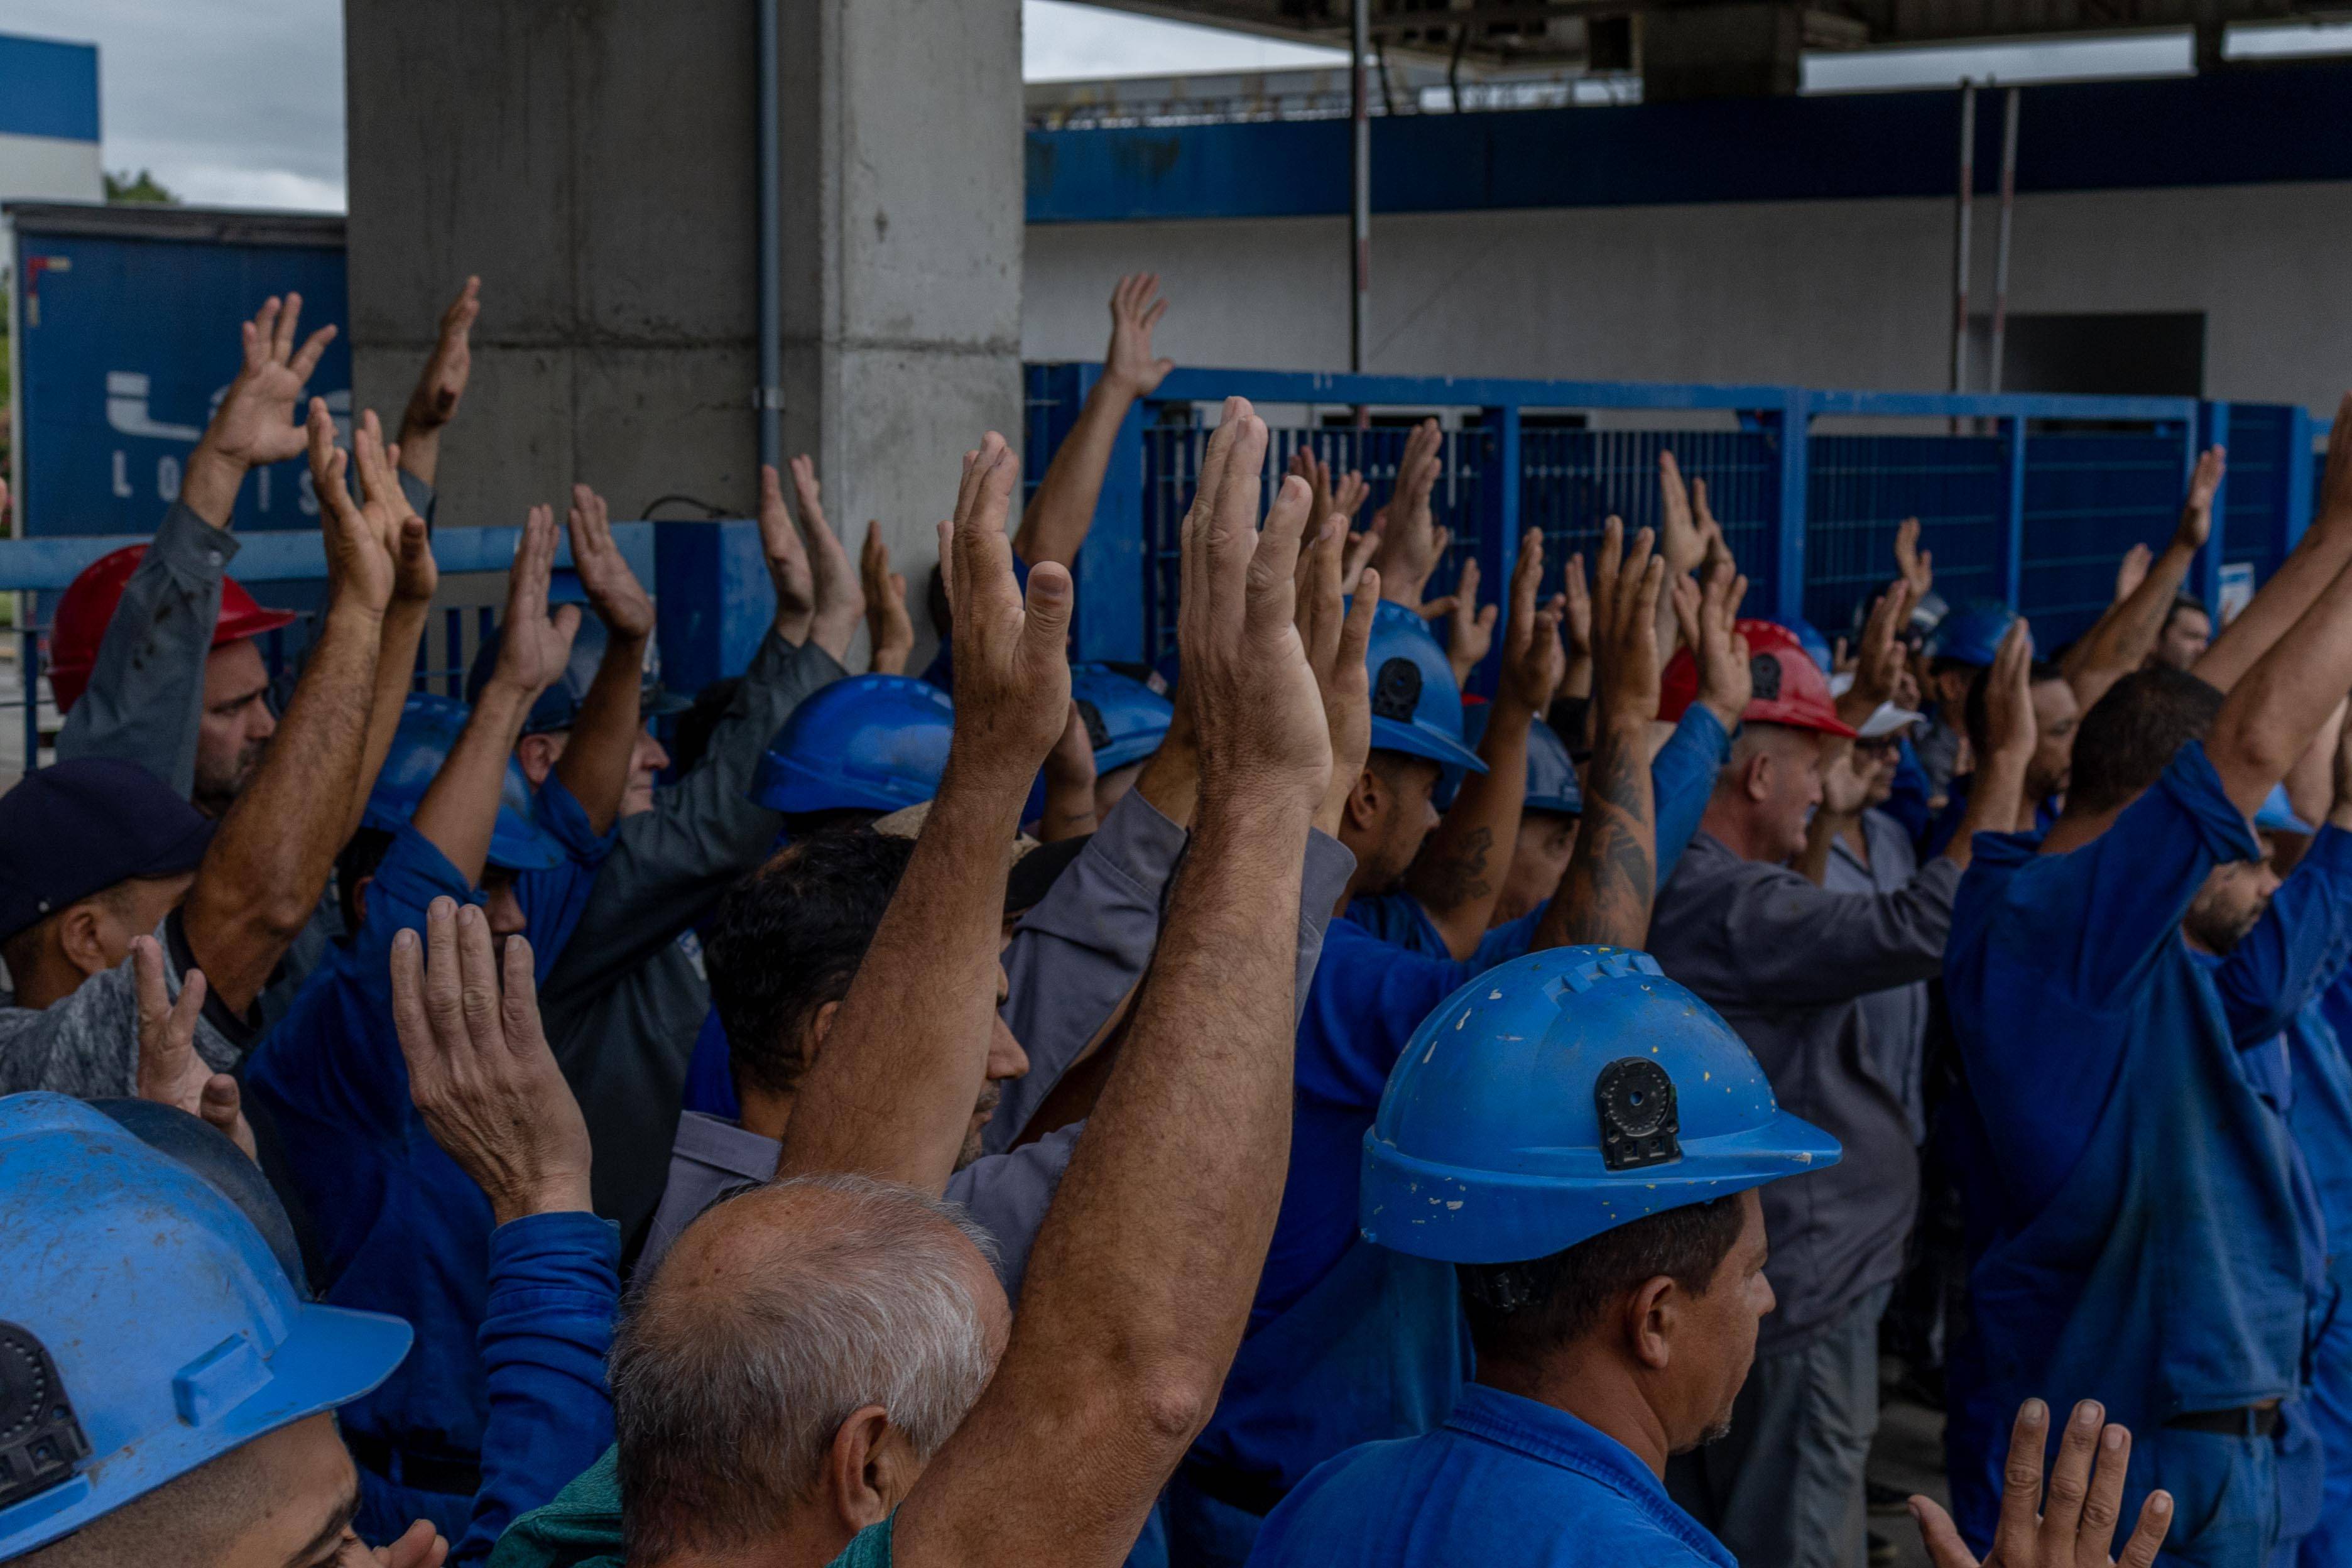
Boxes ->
[1247,1383,1733,1568]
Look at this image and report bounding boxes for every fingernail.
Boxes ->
[2023,1399,2047,1423]
[2075,1401,2103,1427]
[2103,1426,2124,1449]
[2151,1493,2172,1514]
[394,928,415,952]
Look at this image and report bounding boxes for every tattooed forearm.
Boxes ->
[1410,825,1493,912]
[1544,720,1655,950]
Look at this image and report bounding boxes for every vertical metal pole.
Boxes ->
[754,0,783,471]
[1351,0,1371,380]
[1950,81,1976,401]
[1988,85,2020,396]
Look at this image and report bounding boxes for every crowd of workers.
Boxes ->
[0,267,2341,1568]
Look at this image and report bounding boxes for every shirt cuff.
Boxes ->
[486,1209,623,1302]
[1089,785,1190,881]
[1301,829,1357,931]
[533,773,618,863]
[2160,741,2265,867]
[371,825,489,918]
[1672,702,1731,763]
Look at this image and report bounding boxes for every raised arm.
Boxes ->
[2199,398,2352,693]
[2062,447,2220,710]
[413,508,579,883]
[1653,452,1712,663]
[1538,518,1664,951]
[552,484,655,834]
[1014,273,1173,571]
[349,436,438,845]
[1941,621,2037,871]
[861,522,916,674]
[178,294,336,528]
[396,276,479,492]
[178,400,392,1013]
[763,457,863,662]
[1410,530,1564,957]
[775,432,1072,1192]
[895,396,1329,1568]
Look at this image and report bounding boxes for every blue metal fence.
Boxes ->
[0,365,2321,766]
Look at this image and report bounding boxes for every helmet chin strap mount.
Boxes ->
[1596,1057,1681,1172]
[0,1321,91,1508]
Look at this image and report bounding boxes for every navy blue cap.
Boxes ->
[0,760,214,945]
[466,615,693,738]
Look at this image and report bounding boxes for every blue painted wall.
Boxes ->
[0,33,100,144]
[1028,58,2352,224]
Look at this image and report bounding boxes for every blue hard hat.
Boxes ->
[1789,618,1834,674]
[0,1094,410,1556]
[361,694,567,872]
[1365,600,1486,775]
[1437,705,1582,816]
[751,674,955,815]
[1360,946,1840,1265]
[2258,783,2315,836]
[466,614,693,737]
[1927,599,2018,668]
[1072,664,1173,773]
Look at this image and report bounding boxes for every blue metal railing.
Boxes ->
[0,367,2319,766]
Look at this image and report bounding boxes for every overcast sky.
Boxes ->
[2,0,2344,214]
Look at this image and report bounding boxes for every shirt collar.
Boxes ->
[1445,1385,1732,1564]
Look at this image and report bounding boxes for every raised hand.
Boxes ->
[131,936,254,1158]
[1296,506,1379,836]
[2177,445,2226,552]
[205,295,337,469]
[2113,542,2153,606]
[306,400,406,618]
[861,521,915,675]
[1496,530,1566,716]
[1656,451,1709,576]
[1673,555,1753,734]
[1911,1400,2169,1568]
[758,462,816,645]
[785,455,864,662]
[1371,418,1449,606]
[1982,617,2037,766]
[391,899,592,1226]
[1424,556,1498,688]
[1042,702,1101,841]
[1894,516,1935,604]
[489,504,583,695]
[1341,516,1383,596]
[1590,518,1667,725]
[1179,398,1329,808]
[566,482,655,640]
[941,433,1074,793]
[1103,272,1175,397]
[1836,580,1915,729]
[1694,477,1736,582]
[184,295,338,526]
[401,276,479,438]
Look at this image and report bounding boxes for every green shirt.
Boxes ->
[487,1446,891,1568]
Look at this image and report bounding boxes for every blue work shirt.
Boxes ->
[1342,705,1729,961]
[1941,742,2311,1560]
[1921,769,2059,859]
[1246,1383,1732,1568]
[245,795,614,1542]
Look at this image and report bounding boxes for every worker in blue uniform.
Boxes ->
[1941,420,2352,1568]
[244,505,633,1545]
[1167,527,1745,1565]
[1914,599,2013,800]
[0,895,619,1562]
[1243,942,1844,1567]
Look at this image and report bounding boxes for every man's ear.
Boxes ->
[1623,1273,1680,1374]
[1740,749,1774,805]
[1344,766,1385,833]
[803,999,844,1069]
[351,874,375,930]
[516,732,565,787]
[821,1405,901,1533]
[54,901,114,981]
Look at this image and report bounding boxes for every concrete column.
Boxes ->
[344,0,1023,670]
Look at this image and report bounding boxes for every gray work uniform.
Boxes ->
[539,631,847,1244]
[1912,717,1963,803]
[1824,808,1934,1144]
[1650,828,1959,1568]
[638,798,1358,1297]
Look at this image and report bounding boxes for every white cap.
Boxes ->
[1856,702,1925,740]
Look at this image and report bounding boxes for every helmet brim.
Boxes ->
[1369,717,1489,775]
[1359,1108,1842,1265]
[487,812,567,873]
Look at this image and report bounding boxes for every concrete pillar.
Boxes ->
[343,0,1024,670]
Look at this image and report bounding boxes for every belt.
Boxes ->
[2162,1405,2282,1439]
[1175,1456,1288,1519]
[344,1432,483,1497]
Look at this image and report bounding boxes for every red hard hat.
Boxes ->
[45,545,298,714]
[1658,618,1858,738]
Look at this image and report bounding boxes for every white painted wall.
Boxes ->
[0,130,101,205]
[1023,179,2352,419]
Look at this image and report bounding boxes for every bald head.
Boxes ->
[612,1174,1009,1565]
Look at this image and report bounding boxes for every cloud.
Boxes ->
[1022,1,1344,81]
